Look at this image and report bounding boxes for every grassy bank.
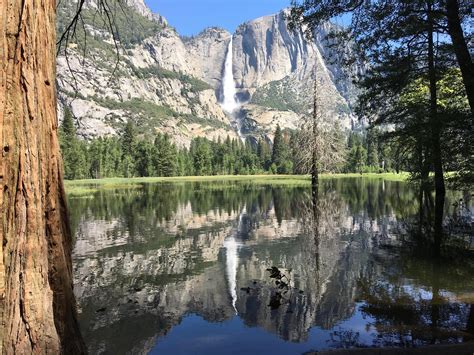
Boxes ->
[64,172,409,196]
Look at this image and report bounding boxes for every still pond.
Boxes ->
[68,178,474,354]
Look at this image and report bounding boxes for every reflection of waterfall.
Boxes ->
[221,37,244,140]
[224,207,246,314]
[224,237,239,314]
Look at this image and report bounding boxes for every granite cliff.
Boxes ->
[57,0,358,146]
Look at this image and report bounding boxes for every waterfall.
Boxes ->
[221,37,239,113]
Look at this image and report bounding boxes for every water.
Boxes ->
[221,37,239,113]
[69,178,474,354]
[220,37,245,140]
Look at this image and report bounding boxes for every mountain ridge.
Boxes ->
[57,0,357,146]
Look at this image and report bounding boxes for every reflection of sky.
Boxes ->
[71,181,474,353]
[150,305,380,354]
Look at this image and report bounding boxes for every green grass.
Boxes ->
[64,173,409,195]
[65,183,143,196]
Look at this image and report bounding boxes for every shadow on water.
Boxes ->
[68,178,474,354]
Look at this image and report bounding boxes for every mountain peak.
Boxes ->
[124,0,168,25]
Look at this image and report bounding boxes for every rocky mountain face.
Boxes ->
[57,0,357,146]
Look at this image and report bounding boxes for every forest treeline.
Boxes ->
[60,68,471,185]
[59,109,399,180]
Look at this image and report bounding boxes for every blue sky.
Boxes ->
[145,0,292,36]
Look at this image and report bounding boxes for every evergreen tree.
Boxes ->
[290,0,472,192]
[163,134,178,177]
[257,138,272,171]
[366,128,379,169]
[347,143,367,174]
[121,120,137,177]
[135,140,155,177]
[191,137,212,176]
[272,125,292,174]
[121,120,136,156]
[59,108,86,179]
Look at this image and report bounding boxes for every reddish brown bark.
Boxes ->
[0,0,85,353]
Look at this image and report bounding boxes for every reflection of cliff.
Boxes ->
[71,180,470,354]
[234,202,375,342]
[72,185,312,353]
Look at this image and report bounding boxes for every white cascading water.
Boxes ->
[223,207,246,315]
[224,237,239,314]
[221,37,239,113]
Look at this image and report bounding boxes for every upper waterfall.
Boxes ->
[221,37,239,113]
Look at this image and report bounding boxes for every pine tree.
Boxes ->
[272,125,284,172]
[257,138,272,171]
[366,128,378,169]
[121,120,136,156]
[135,140,155,177]
[191,137,212,176]
[59,108,86,179]
[121,120,137,177]
[161,134,178,177]
[272,125,292,174]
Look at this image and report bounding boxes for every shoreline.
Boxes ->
[64,173,409,195]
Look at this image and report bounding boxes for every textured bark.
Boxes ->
[0,0,85,353]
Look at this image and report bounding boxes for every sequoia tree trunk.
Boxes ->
[0,0,85,353]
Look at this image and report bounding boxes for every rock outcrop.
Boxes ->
[57,1,358,146]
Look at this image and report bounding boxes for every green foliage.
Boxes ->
[154,133,178,177]
[290,0,472,190]
[272,125,293,174]
[251,78,305,113]
[190,138,213,176]
[343,131,398,175]
[59,3,163,49]
[131,65,211,92]
[121,120,136,156]
[90,96,229,137]
[347,144,367,174]
[60,115,405,180]
[96,97,174,121]
[59,108,88,180]
[60,122,309,180]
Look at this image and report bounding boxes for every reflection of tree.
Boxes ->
[237,184,361,342]
[356,243,474,347]
[68,179,474,352]
[328,328,361,349]
[403,184,473,259]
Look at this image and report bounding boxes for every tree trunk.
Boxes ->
[446,0,474,113]
[427,1,446,252]
[427,0,445,197]
[0,0,85,353]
